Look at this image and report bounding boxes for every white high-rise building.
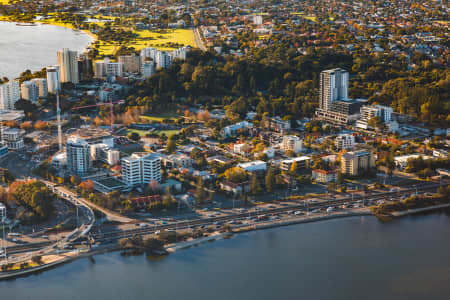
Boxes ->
[140,47,158,61]
[156,51,172,69]
[32,78,48,98]
[121,153,161,186]
[66,136,91,174]
[20,80,39,102]
[253,15,263,25]
[0,80,20,110]
[118,53,141,74]
[141,62,155,78]
[46,66,61,93]
[335,134,355,150]
[94,58,124,78]
[57,48,79,84]
[171,47,189,60]
[360,105,393,123]
[319,68,349,111]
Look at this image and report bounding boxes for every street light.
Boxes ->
[0,203,7,261]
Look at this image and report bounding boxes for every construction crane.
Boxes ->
[72,98,125,132]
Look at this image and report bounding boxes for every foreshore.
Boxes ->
[1,203,449,280]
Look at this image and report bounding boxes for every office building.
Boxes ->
[171,47,189,60]
[121,152,161,186]
[281,135,303,153]
[20,80,39,102]
[66,136,92,174]
[46,66,61,93]
[95,58,124,78]
[335,134,355,150]
[57,48,79,84]
[0,80,20,110]
[118,53,142,74]
[340,150,375,176]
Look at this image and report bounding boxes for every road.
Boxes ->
[45,182,133,223]
[193,27,207,51]
[5,180,446,255]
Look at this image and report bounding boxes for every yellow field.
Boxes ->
[0,0,10,4]
[97,28,196,56]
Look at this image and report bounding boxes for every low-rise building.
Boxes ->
[280,156,310,171]
[335,134,355,150]
[281,135,303,153]
[312,169,337,183]
[1,127,25,150]
[237,160,267,173]
[162,153,194,169]
[222,121,252,138]
[265,116,290,133]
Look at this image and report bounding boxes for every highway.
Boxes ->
[5,181,446,255]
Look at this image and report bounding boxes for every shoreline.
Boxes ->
[3,205,449,280]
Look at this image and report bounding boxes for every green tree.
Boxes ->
[265,168,276,193]
[127,132,140,142]
[250,174,263,196]
[195,177,207,204]
[166,139,177,154]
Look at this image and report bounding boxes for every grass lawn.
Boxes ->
[97,28,196,56]
[140,112,179,123]
[123,128,180,138]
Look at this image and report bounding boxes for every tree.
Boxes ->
[127,132,140,142]
[289,161,298,175]
[224,167,247,183]
[166,139,177,154]
[265,168,276,193]
[195,177,207,204]
[70,175,81,186]
[79,180,94,192]
[31,255,43,265]
[162,187,175,209]
[34,121,48,131]
[250,174,263,196]
[148,180,161,194]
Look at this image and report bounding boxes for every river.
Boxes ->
[1,212,450,299]
[0,21,93,80]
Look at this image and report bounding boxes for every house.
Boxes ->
[265,116,290,133]
[220,181,250,196]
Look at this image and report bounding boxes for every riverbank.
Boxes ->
[2,202,450,280]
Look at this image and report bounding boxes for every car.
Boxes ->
[154,230,161,234]
[139,223,148,227]
[294,211,304,216]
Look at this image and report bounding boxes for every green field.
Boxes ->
[140,113,179,123]
[97,28,196,56]
[125,128,180,138]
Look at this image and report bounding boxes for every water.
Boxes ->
[0,21,93,80]
[1,213,450,300]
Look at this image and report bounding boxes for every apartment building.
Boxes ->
[66,136,92,174]
[20,80,39,102]
[121,153,161,186]
[46,66,61,93]
[281,135,303,153]
[340,150,375,176]
[0,80,20,110]
[95,58,124,78]
[57,48,79,84]
[312,169,337,183]
[118,53,142,74]
[335,134,355,150]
